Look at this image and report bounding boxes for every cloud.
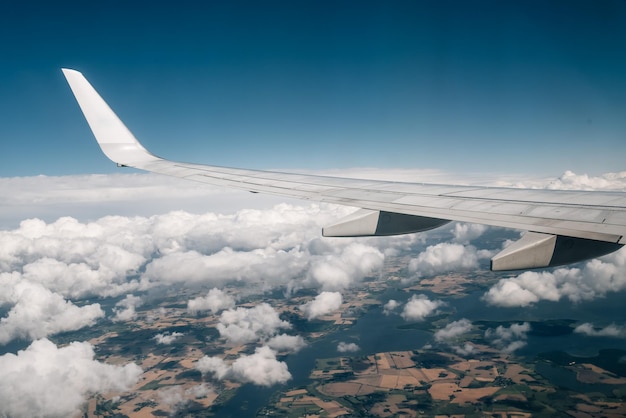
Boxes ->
[112,294,143,322]
[0,279,104,345]
[142,247,309,288]
[0,202,355,300]
[383,299,400,315]
[452,343,476,356]
[158,385,187,412]
[546,170,626,191]
[452,223,488,244]
[186,384,213,398]
[187,288,236,314]
[434,319,473,342]
[0,339,142,418]
[154,332,184,345]
[217,303,291,344]
[266,334,307,353]
[337,342,360,353]
[409,243,488,277]
[300,291,343,320]
[306,243,384,291]
[493,170,626,191]
[485,323,530,353]
[196,346,291,386]
[574,323,626,338]
[401,294,444,321]
[195,356,230,380]
[483,248,626,307]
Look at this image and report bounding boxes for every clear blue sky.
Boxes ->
[1,0,625,177]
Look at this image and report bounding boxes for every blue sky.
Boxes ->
[1,0,625,177]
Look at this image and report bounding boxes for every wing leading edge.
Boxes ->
[62,69,626,271]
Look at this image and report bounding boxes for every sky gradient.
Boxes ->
[1,0,626,177]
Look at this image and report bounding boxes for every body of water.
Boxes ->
[217,286,626,416]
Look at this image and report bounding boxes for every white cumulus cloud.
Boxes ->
[154,332,184,345]
[196,345,291,386]
[409,243,488,277]
[337,342,360,353]
[483,248,626,307]
[434,319,473,342]
[0,280,104,345]
[574,323,626,338]
[452,223,488,244]
[0,339,142,418]
[383,299,401,315]
[300,291,343,320]
[401,294,444,321]
[188,288,236,314]
[112,294,143,322]
[266,334,307,353]
[306,243,384,291]
[485,323,531,353]
[217,303,291,344]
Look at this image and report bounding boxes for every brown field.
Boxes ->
[576,364,626,385]
[428,382,499,404]
[319,381,378,396]
[388,351,415,369]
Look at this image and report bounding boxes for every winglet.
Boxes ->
[62,68,160,167]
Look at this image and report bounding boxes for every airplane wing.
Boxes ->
[62,68,626,271]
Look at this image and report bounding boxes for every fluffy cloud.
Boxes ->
[158,385,187,412]
[401,294,444,321]
[452,223,488,244]
[453,343,476,356]
[157,384,214,413]
[383,299,400,315]
[409,243,489,277]
[0,201,358,300]
[306,243,384,291]
[0,216,146,299]
[434,319,473,342]
[574,323,626,338]
[266,334,307,353]
[112,294,143,322]
[0,279,104,345]
[217,303,291,344]
[494,170,626,191]
[154,332,184,345]
[187,288,236,314]
[546,170,626,191]
[142,247,310,288]
[337,342,360,353]
[196,346,291,386]
[0,339,142,418]
[300,291,343,320]
[483,248,626,307]
[485,323,530,353]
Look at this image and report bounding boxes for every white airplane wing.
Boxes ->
[62,68,626,271]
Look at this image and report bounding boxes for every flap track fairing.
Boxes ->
[323,209,450,237]
[491,231,623,271]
